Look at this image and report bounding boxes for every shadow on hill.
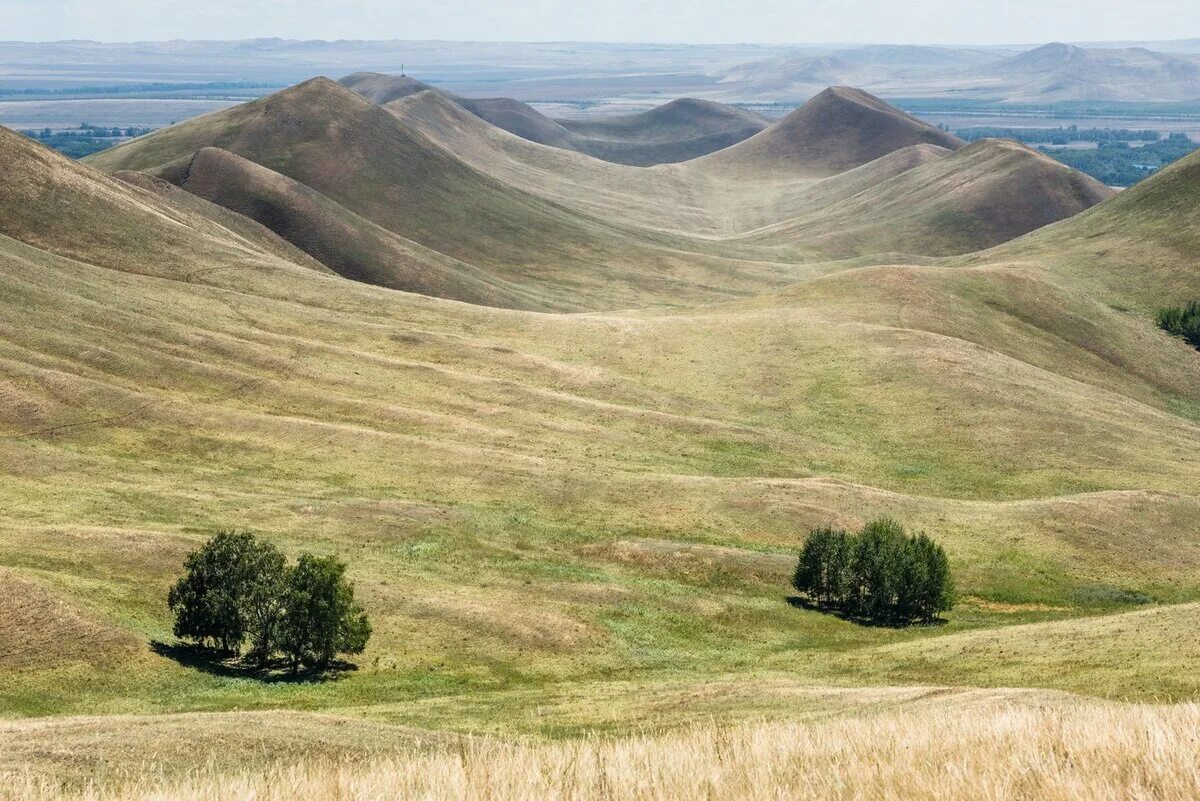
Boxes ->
[150,640,357,683]
[786,596,949,629]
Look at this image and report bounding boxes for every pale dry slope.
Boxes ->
[6,697,1200,801]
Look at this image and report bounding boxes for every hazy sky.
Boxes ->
[9,0,1200,44]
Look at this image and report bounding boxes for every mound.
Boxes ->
[696,86,965,178]
[742,139,1114,255]
[150,146,542,307]
[337,71,437,104]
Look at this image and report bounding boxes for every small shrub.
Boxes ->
[1074,583,1154,607]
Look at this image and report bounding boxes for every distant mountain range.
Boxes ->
[717,42,1200,103]
[5,39,1200,104]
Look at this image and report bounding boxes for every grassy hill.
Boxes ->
[554,98,769,165]
[3,74,1199,797]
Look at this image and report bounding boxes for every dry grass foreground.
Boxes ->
[6,700,1199,801]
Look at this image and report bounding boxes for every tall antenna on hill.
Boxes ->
[401,63,405,77]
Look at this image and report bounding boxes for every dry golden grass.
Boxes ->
[6,699,1199,800]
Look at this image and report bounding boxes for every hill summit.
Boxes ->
[696,86,965,177]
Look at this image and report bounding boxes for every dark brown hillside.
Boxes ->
[151,147,546,308]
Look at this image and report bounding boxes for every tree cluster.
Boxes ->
[1157,300,1200,350]
[792,518,954,625]
[168,532,371,672]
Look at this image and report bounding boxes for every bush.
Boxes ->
[793,518,954,624]
[168,532,370,671]
[1156,300,1200,349]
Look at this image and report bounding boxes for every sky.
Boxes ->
[7,0,1200,45]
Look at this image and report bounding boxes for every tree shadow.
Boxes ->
[786,596,949,629]
[150,640,357,683]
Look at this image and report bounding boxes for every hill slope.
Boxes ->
[739,139,1115,255]
[695,86,965,178]
[3,84,1200,789]
[985,143,1200,305]
[150,146,545,307]
[0,125,326,281]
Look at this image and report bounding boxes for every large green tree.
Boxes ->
[278,554,372,671]
[167,531,287,654]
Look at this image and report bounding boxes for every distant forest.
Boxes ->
[950,125,1198,186]
[20,124,155,158]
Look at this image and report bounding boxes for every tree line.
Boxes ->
[792,518,954,625]
[168,532,370,672]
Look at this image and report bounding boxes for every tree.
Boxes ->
[912,533,955,621]
[278,554,372,671]
[167,531,286,654]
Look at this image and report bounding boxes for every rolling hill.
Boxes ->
[976,43,1200,103]
[86,77,807,310]
[5,70,1199,798]
[712,41,1200,103]
[384,84,1105,254]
